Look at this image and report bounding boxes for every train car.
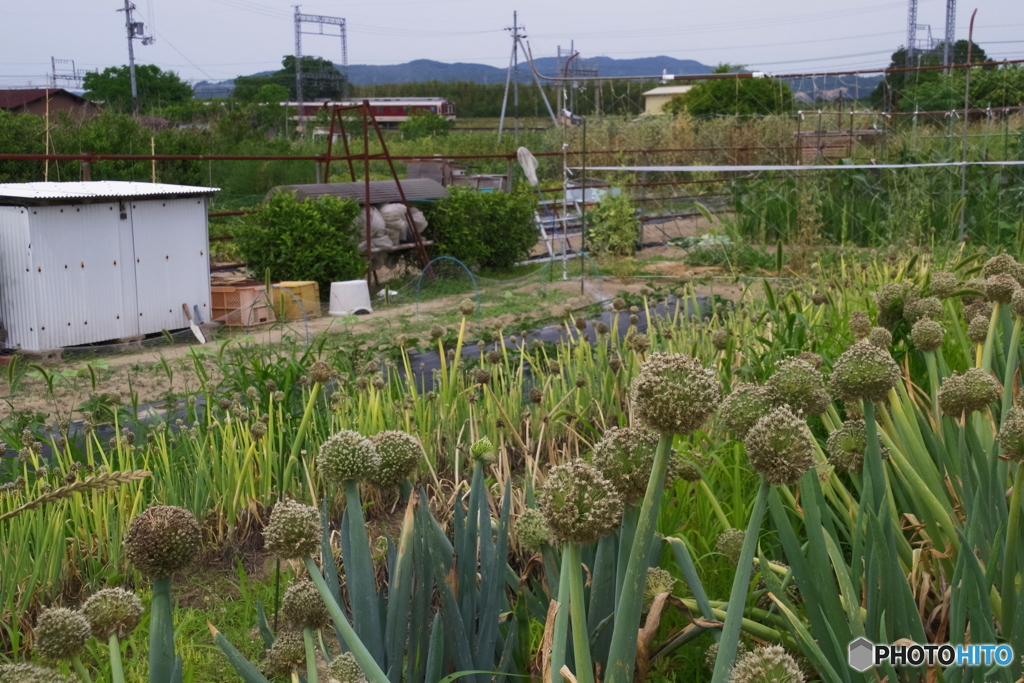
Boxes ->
[285,97,456,126]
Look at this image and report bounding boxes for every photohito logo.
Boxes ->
[848,638,1015,671]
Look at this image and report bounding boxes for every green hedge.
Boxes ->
[235,191,364,296]
[424,186,538,270]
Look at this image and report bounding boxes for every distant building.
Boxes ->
[0,89,95,118]
[642,85,693,115]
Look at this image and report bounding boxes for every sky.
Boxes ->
[1,0,1021,88]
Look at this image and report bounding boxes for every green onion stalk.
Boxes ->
[708,481,770,683]
[302,556,389,683]
[540,459,623,683]
[264,498,389,683]
[565,543,595,683]
[607,353,722,682]
[107,634,125,683]
[275,366,327,631]
[302,627,319,683]
[605,433,674,681]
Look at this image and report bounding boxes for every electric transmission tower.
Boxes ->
[943,0,956,67]
[116,0,155,113]
[293,6,348,130]
[906,0,919,64]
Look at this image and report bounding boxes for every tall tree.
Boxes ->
[233,56,345,102]
[83,65,193,112]
[871,41,989,109]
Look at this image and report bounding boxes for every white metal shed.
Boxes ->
[0,181,218,351]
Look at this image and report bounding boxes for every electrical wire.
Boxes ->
[529,1,923,40]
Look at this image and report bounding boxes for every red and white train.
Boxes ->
[284,97,457,125]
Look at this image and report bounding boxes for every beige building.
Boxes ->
[642,85,693,115]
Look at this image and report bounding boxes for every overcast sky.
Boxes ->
[1,0,1021,87]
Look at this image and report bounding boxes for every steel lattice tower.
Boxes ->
[943,0,957,66]
[907,0,919,64]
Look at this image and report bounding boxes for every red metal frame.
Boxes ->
[322,101,431,279]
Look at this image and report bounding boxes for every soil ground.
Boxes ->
[0,214,751,420]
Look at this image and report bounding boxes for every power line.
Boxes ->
[529,0,923,40]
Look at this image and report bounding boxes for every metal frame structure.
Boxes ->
[323,101,431,278]
[293,6,348,128]
[48,58,86,90]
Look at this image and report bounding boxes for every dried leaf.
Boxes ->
[0,470,151,522]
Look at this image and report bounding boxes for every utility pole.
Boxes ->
[294,6,304,132]
[499,14,557,138]
[513,11,520,142]
[499,12,525,141]
[117,0,154,114]
[958,9,977,241]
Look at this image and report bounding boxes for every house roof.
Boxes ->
[642,85,693,97]
[270,178,449,204]
[0,89,90,111]
[0,181,219,206]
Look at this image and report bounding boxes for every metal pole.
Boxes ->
[513,11,520,143]
[519,37,558,126]
[580,116,586,291]
[124,0,139,113]
[364,102,372,283]
[958,9,977,241]
[497,37,516,140]
[294,6,304,135]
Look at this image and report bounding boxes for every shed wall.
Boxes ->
[0,207,37,350]
[0,196,212,351]
[130,197,211,333]
[28,202,139,349]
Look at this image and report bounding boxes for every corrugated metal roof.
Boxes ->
[642,85,693,97]
[0,181,219,205]
[270,178,449,205]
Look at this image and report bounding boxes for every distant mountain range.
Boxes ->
[193,56,716,97]
[346,56,715,85]
[192,56,884,102]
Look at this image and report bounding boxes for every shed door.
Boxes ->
[130,198,212,335]
[30,202,139,349]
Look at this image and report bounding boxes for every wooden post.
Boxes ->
[151,136,156,183]
[44,89,50,181]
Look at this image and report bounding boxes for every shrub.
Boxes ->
[424,186,538,270]
[235,191,364,296]
[398,110,454,140]
[586,192,640,256]
[684,242,777,271]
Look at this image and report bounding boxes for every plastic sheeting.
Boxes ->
[378,203,427,246]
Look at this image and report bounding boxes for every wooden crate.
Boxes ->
[211,283,275,327]
[272,281,321,320]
